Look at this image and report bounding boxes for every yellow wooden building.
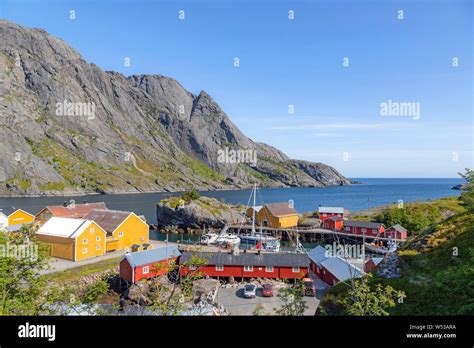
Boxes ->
[256,202,299,228]
[0,207,35,231]
[83,209,149,252]
[35,217,107,261]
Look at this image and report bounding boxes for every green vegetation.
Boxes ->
[373,196,463,235]
[274,280,308,316]
[182,189,201,202]
[0,227,49,315]
[5,177,31,191]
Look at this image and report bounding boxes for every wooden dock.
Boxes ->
[228,224,405,243]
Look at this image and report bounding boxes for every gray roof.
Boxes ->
[388,224,407,232]
[344,220,384,229]
[180,251,309,268]
[0,206,17,217]
[320,257,364,282]
[307,245,329,265]
[124,245,181,268]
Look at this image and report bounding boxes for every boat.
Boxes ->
[364,240,397,254]
[200,233,219,245]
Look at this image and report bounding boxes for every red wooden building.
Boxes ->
[180,251,309,280]
[385,224,408,241]
[323,216,344,231]
[120,245,181,283]
[317,206,344,222]
[308,246,364,286]
[343,220,385,237]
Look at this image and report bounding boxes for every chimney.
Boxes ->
[63,201,67,207]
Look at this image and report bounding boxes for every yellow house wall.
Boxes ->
[35,208,52,225]
[257,208,298,228]
[8,210,35,226]
[105,214,149,252]
[74,222,107,261]
[36,234,75,260]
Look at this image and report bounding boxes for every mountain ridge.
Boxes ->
[0,19,350,196]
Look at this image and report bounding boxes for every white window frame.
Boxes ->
[96,236,101,241]
[215,265,224,271]
[142,266,150,274]
[96,244,100,250]
[82,248,87,254]
[345,226,350,231]
[118,231,124,238]
[83,238,88,244]
[90,227,95,234]
[244,265,253,272]
[292,267,300,273]
[361,228,367,233]
[189,265,197,271]
[265,266,274,272]
[140,236,145,241]
[372,229,378,234]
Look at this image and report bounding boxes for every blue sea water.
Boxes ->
[0,178,464,224]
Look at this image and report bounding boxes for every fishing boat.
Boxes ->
[200,233,219,245]
[364,240,397,254]
[237,184,281,252]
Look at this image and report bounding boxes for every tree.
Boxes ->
[182,189,201,202]
[274,280,308,316]
[459,168,474,213]
[0,227,49,315]
[340,274,405,316]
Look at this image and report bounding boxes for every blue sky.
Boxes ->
[1,0,472,178]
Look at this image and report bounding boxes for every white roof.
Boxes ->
[320,257,364,282]
[36,217,94,239]
[318,206,344,214]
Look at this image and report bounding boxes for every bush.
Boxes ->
[182,189,201,202]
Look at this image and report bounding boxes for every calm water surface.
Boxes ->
[0,178,463,241]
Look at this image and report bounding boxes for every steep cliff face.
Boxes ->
[0,19,350,196]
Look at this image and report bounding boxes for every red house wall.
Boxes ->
[385,228,407,240]
[133,257,178,283]
[319,212,343,222]
[345,225,384,237]
[119,258,134,283]
[323,219,343,231]
[310,261,339,286]
[279,266,308,279]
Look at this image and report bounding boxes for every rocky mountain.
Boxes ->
[0,19,350,196]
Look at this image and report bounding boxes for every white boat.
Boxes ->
[364,240,397,254]
[200,233,219,245]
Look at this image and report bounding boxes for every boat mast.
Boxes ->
[251,183,256,236]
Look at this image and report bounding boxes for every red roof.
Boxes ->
[42,202,108,219]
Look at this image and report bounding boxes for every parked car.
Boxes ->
[261,283,274,297]
[243,284,257,298]
[303,278,316,297]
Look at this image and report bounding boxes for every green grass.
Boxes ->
[43,257,121,284]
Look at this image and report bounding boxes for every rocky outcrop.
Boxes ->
[156,196,246,229]
[0,19,350,196]
[452,184,468,190]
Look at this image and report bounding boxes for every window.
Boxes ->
[143,266,150,274]
[345,226,350,231]
[244,265,253,272]
[322,213,327,217]
[90,227,95,234]
[96,236,101,242]
[83,238,88,244]
[361,228,367,233]
[82,248,87,254]
[292,267,300,273]
[96,245,100,250]
[372,229,378,234]
[140,236,145,242]
[215,265,224,271]
[118,232,124,238]
[189,265,197,271]
[265,266,274,272]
